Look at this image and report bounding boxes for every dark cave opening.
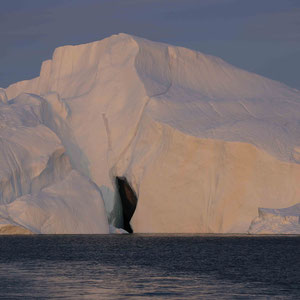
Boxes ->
[116,177,138,233]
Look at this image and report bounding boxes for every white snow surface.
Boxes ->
[1,33,300,234]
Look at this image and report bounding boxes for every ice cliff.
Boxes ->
[1,33,300,234]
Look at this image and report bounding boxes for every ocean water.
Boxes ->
[0,235,299,299]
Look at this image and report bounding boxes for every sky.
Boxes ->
[1,0,300,89]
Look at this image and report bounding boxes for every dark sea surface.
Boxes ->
[0,234,299,299]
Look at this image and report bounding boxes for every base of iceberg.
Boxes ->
[109,225,129,234]
[0,222,33,235]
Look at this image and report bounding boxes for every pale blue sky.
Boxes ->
[1,0,300,89]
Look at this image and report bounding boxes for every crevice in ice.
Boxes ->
[115,176,137,233]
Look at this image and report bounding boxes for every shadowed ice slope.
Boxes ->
[1,33,300,233]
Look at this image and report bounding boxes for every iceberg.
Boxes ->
[248,204,300,234]
[1,33,300,234]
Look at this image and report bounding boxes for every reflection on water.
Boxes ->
[0,234,299,299]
